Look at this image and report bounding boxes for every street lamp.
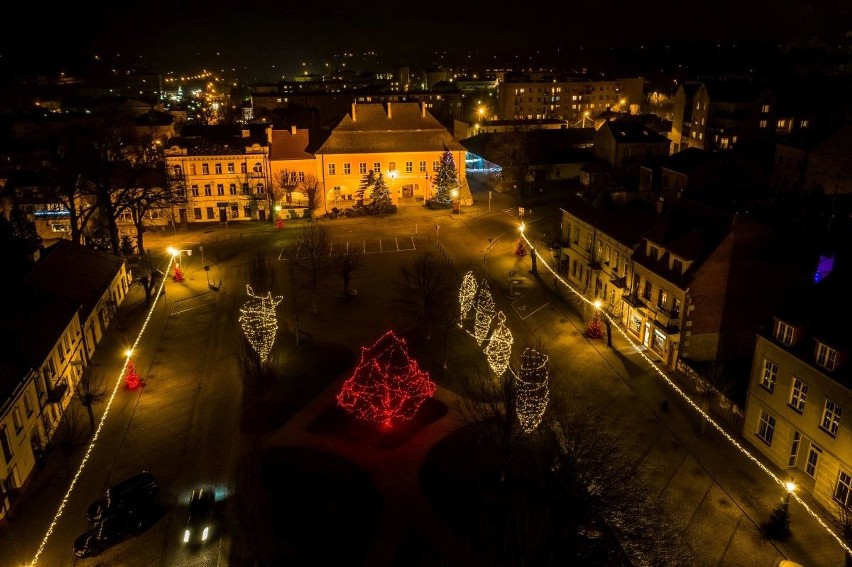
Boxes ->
[451,189,459,214]
[167,246,192,282]
[785,481,796,505]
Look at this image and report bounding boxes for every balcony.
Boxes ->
[46,379,69,404]
[611,275,627,289]
[654,307,681,333]
[622,293,643,309]
[587,258,602,271]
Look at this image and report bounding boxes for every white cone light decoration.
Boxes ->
[239,284,283,361]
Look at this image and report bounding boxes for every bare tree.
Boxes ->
[51,404,88,479]
[249,251,278,293]
[302,174,321,218]
[393,252,457,341]
[455,367,523,482]
[131,253,163,307]
[334,243,361,298]
[295,223,331,315]
[280,244,307,346]
[698,360,734,435]
[835,501,852,567]
[74,370,107,433]
[488,129,531,191]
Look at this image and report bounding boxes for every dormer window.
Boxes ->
[648,245,658,259]
[816,343,838,371]
[671,257,683,274]
[773,320,795,346]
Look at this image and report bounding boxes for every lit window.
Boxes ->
[789,378,808,413]
[816,343,838,371]
[759,120,768,128]
[757,410,775,445]
[760,359,777,392]
[821,399,842,436]
[761,104,770,113]
[774,320,795,346]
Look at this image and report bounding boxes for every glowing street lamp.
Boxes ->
[451,189,459,214]
[785,481,796,505]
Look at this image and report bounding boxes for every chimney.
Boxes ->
[291,125,297,135]
[351,102,357,122]
[656,197,665,214]
[421,102,426,118]
[387,102,392,119]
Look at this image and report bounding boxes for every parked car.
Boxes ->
[183,488,215,545]
[86,471,158,522]
[73,507,149,558]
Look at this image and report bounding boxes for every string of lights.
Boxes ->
[337,330,436,426]
[458,270,478,325]
[519,231,852,556]
[30,256,175,566]
[484,311,513,377]
[517,348,550,433]
[238,285,283,361]
[473,279,496,346]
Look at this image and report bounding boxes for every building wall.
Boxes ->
[687,86,710,150]
[269,158,319,212]
[670,85,694,153]
[165,151,272,223]
[744,335,852,513]
[0,373,45,521]
[317,149,467,209]
[498,78,643,122]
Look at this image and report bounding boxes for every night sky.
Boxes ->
[2,0,849,79]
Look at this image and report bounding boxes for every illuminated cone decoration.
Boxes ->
[459,270,478,325]
[484,311,513,377]
[337,330,436,427]
[239,285,283,361]
[124,360,141,390]
[517,348,550,433]
[473,280,495,346]
[587,317,604,339]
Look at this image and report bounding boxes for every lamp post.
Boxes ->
[166,246,192,282]
[785,481,796,506]
[451,189,459,214]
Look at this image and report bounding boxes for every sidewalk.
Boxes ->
[481,224,844,567]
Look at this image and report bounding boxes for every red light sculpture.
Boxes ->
[124,360,141,390]
[337,330,436,427]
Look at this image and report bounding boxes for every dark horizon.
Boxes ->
[2,0,850,82]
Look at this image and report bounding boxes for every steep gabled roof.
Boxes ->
[270,128,313,161]
[23,240,125,322]
[560,196,659,248]
[315,102,464,154]
[601,120,670,144]
[0,285,80,401]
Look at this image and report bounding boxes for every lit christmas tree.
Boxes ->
[337,330,436,427]
[367,173,394,214]
[428,150,459,208]
[514,239,526,257]
[239,285,283,361]
[124,360,141,390]
[587,317,604,339]
[484,311,513,377]
[458,271,478,325]
[516,348,550,433]
[473,280,495,345]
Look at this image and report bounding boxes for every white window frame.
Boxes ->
[836,471,852,508]
[821,399,842,437]
[816,343,838,371]
[757,410,775,445]
[789,378,807,413]
[760,359,778,392]
[774,320,794,345]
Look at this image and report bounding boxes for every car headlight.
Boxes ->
[202,526,209,541]
[183,529,190,543]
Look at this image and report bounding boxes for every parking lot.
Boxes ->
[278,236,417,260]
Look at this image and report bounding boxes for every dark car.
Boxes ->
[182,488,215,545]
[86,471,158,522]
[73,508,148,558]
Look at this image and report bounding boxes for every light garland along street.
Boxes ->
[518,230,852,558]
[29,256,175,566]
